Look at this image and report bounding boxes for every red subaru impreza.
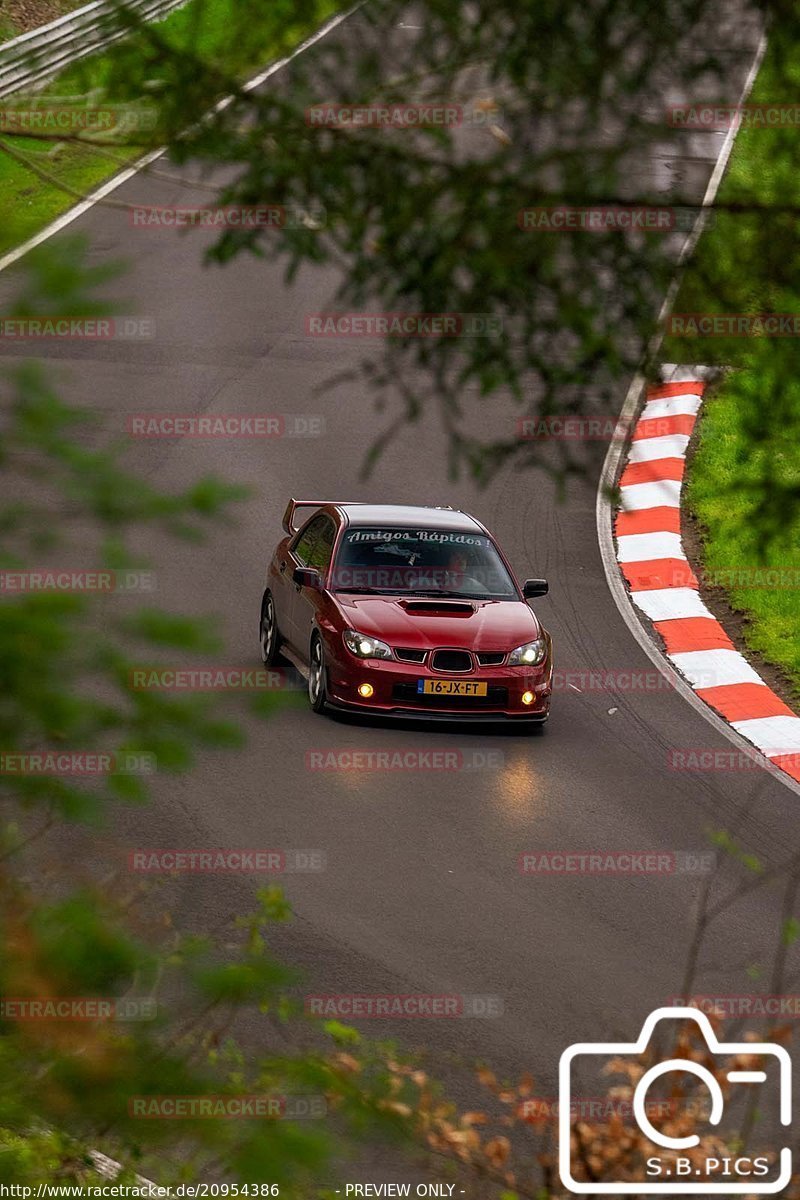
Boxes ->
[259,500,553,724]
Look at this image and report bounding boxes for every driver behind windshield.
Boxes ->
[331,528,518,600]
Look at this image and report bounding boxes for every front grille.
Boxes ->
[476,651,506,666]
[430,649,473,672]
[395,647,427,664]
[391,684,508,709]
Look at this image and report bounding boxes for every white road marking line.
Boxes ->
[0,5,360,276]
[0,148,164,275]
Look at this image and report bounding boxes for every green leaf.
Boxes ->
[783,917,800,947]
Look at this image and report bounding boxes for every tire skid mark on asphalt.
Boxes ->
[614,378,800,786]
[543,505,709,807]
[541,488,678,769]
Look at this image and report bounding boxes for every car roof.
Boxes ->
[336,504,484,532]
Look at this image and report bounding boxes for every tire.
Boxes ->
[259,590,282,667]
[308,632,328,714]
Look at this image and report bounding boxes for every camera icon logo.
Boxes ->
[559,1006,791,1193]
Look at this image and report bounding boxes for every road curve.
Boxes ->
[1,0,790,1128]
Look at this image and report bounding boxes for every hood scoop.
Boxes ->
[398,599,475,616]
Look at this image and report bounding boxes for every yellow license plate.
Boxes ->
[418,679,488,697]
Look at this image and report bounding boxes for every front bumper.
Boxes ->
[324,641,552,721]
[324,698,549,724]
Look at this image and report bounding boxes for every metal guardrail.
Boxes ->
[0,0,189,99]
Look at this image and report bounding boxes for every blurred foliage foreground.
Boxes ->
[0,242,796,1197]
[2,0,800,1186]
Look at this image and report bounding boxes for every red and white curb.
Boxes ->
[613,376,800,784]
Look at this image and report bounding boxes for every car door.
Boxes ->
[286,513,336,657]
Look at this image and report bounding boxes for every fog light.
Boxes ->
[358,683,374,699]
[521,690,535,706]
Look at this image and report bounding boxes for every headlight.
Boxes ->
[343,629,393,660]
[507,638,546,666]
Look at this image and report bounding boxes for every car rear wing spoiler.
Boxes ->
[282,498,340,535]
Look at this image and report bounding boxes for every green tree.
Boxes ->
[2,0,800,1191]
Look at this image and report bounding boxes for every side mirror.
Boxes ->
[293,566,322,589]
[523,578,548,599]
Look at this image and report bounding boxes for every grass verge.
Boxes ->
[662,39,800,703]
[0,0,340,253]
[685,367,800,700]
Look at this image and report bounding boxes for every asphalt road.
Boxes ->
[1,0,792,1147]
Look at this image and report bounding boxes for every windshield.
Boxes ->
[331,527,518,600]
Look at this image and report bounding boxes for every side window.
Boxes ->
[305,516,336,571]
[293,514,335,570]
[293,515,323,565]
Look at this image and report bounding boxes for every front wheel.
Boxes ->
[308,632,328,714]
